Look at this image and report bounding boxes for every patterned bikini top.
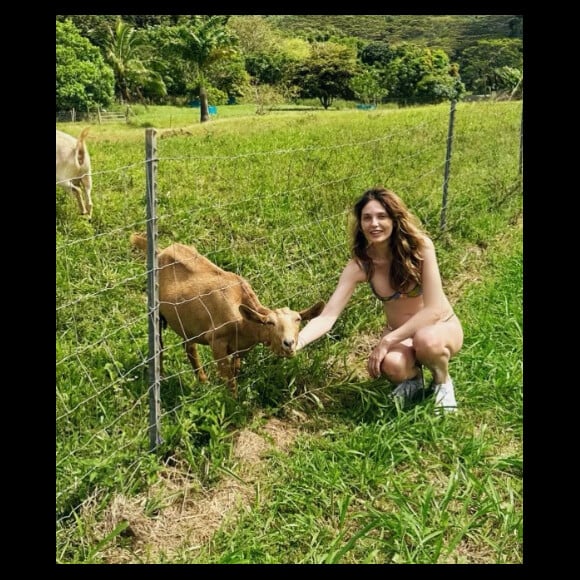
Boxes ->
[369,280,423,302]
[361,259,423,302]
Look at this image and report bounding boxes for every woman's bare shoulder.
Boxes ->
[420,234,435,248]
[342,258,367,282]
[419,235,437,257]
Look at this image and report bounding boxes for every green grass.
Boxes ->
[56,100,522,564]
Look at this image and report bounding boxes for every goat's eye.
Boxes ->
[296,318,301,323]
[266,319,275,325]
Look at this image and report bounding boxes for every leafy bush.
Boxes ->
[56,19,115,111]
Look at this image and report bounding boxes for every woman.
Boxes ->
[297,187,463,412]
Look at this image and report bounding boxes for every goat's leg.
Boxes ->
[233,355,241,376]
[158,326,165,378]
[82,175,93,218]
[69,181,88,215]
[220,360,238,398]
[185,341,208,382]
[212,344,238,397]
[229,354,244,396]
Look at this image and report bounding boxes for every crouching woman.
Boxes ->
[297,186,463,412]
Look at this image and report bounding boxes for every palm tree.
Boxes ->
[174,16,237,123]
[103,17,166,103]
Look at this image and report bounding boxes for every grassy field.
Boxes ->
[56,100,523,564]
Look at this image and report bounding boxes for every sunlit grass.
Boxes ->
[56,100,522,563]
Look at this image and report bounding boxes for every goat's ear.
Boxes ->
[299,300,325,321]
[239,304,270,324]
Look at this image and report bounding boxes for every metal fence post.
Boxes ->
[145,128,162,451]
[519,101,523,176]
[440,99,456,232]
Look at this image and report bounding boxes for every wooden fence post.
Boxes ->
[440,100,457,232]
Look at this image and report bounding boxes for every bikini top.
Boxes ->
[369,280,423,302]
[360,259,423,302]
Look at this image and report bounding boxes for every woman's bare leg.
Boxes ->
[413,316,463,384]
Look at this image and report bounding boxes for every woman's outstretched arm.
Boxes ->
[297,259,365,350]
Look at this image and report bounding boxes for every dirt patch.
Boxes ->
[160,128,193,138]
[332,331,381,381]
[87,417,299,563]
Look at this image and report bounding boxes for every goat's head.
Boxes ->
[239,301,324,356]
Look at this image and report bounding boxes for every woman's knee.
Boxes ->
[380,352,413,383]
[413,327,442,359]
[413,326,460,364]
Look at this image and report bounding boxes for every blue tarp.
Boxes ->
[189,101,217,115]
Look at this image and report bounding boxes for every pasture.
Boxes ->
[56,101,523,564]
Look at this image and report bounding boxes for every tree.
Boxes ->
[349,66,385,105]
[383,44,461,106]
[173,16,238,123]
[294,42,358,109]
[457,38,523,94]
[508,15,523,38]
[141,24,191,98]
[56,19,115,111]
[495,66,523,97]
[240,32,310,98]
[359,41,395,67]
[102,17,166,103]
[228,15,279,56]
[229,16,280,86]
[207,57,251,102]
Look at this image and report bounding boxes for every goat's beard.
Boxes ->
[270,345,296,358]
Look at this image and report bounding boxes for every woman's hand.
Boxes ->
[367,337,392,378]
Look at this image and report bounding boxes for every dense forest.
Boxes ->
[56,15,523,118]
[267,15,523,56]
[59,14,523,56]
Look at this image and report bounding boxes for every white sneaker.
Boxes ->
[433,379,457,413]
[392,368,424,400]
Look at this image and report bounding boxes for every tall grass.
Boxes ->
[56,101,522,564]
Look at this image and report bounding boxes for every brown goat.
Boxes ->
[131,234,324,396]
[56,127,93,218]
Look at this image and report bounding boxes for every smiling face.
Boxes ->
[360,199,394,245]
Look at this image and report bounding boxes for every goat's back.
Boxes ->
[56,128,91,182]
[158,243,247,342]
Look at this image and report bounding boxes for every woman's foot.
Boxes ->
[392,367,424,401]
[433,378,457,413]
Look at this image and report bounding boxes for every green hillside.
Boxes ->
[267,15,523,56]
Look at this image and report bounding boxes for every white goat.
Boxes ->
[131,234,325,397]
[56,127,93,218]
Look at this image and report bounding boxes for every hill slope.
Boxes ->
[267,15,523,56]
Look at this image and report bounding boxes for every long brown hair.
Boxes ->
[351,187,426,291]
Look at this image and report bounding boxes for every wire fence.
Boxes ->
[56,100,523,524]
[56,106,130,124]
